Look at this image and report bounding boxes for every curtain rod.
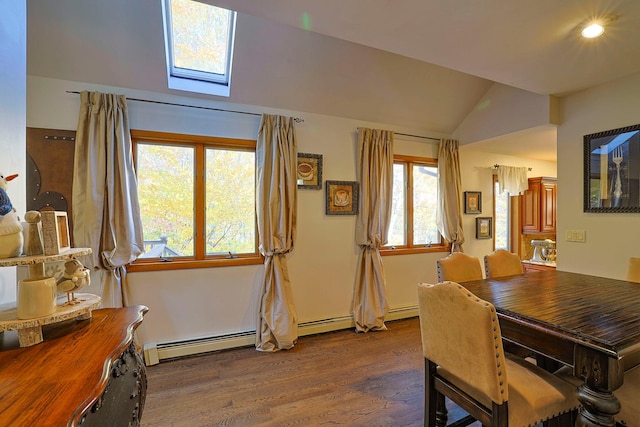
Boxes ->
[494,163,533,171]
[394,132,440,142]
[66,91,304,123]
[356,127,440,141]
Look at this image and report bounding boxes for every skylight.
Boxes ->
[162,0,236,97]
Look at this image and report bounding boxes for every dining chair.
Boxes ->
[436,252,483,282]
[626,257,640,283]
[484,249,524,278]
[417,281,579,427]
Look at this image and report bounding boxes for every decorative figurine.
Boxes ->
[56,259,91,304]
[23,210,45,256]
[0,173,24,259]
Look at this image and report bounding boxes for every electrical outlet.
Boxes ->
[566,230,586,242]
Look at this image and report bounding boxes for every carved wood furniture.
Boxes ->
[462,270,640,426]
[0,305,148,426]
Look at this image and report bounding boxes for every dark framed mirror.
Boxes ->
[584,123,640,212]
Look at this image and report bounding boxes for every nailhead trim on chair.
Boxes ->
[425,282,579,426]
[457,284,508,399]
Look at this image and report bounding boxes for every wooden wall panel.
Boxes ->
[26,127,76,245]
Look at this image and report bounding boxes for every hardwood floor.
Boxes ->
[141,317,478,427]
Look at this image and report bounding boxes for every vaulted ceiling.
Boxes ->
[208,0,640,162]
[28,1,640,162]
[210,0,640,97]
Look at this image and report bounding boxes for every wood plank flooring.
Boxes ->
[142,317,478,427]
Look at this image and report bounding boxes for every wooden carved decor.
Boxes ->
[26,127,76,246]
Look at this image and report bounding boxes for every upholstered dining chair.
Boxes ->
[484,249,524,279]
[417,281,579,427]
[436,252,483,283]
[626,257,640,283]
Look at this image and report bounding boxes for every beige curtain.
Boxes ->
[352,128,394,332]
[436,139,465,253]
[73,91,144,307]
[497,165,528,194]
[255,114,298,352]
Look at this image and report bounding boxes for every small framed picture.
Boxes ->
[325,181,359,215]
[297,153,323,190]
[476,217,492,239]
[464,191,482,214]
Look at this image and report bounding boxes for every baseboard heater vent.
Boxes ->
[143,305,418,366]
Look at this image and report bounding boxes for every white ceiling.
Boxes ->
[211,0,640,97]
[208,0,640,161]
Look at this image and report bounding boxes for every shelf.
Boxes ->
[0,293,101,347]
[0,247,97,347]
[0,247,92,268]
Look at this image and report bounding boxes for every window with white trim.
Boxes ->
[162,0,237,97]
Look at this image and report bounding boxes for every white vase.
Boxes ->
[17,277,57,319]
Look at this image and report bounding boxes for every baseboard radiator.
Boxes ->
[143,305,418,366]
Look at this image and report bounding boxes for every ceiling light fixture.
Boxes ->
[582,22,605,38]
[580,14,617,39]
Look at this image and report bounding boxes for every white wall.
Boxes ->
[27,76,452,347]
[557,71,640,279]
[0,2,26,304]
[455,83,559,145]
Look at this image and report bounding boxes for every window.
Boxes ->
[493,176,510,251]
[383,155,447,254]
[129,130,260,271]
[162,0,237,97]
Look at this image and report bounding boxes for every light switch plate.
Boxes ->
[566,230,586,242]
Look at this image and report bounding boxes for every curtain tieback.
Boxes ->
[359,244,380,250]
[262,249,292,257]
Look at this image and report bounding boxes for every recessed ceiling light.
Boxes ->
[582,22,605,38]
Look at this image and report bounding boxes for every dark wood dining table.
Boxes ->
[461,269,640,427]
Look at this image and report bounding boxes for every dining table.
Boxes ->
[461,269,640,427]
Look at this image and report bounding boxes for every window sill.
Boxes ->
[128,255,263,272]
[167,75,231,97]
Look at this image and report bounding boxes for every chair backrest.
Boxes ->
[627,257,640,283]
[484,249,524,278]
[417,281,508,405]
[436,252,483,282]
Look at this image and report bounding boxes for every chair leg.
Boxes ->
[436,393,447,427]
[425,359,447,427]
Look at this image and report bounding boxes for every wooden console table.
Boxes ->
[0,305,148,426]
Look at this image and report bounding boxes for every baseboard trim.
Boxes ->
[143,305,418,366]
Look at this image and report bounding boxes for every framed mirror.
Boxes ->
[584,123,640,212]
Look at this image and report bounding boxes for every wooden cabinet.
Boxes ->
[0,306,148,426]
[521,177,557,234]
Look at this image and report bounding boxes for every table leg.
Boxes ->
[575,384,620,427]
